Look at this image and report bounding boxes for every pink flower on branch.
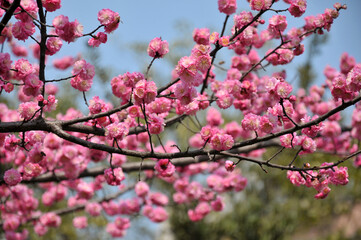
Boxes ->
[98,9,121,33]
[88,32,107,47]
[4,169,22,186]
[147,37,169,58]
[42,0,62,12]
[218,0,237,15]
[104,167,125,186]
[155,159,175,177]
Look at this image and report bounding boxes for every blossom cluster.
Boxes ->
[0,0,357,239]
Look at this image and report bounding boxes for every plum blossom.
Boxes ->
[147,37,169,58]
[218,0,237,15]
[104,167,125,186]
[4,169,22,186]
[155,159,175,177]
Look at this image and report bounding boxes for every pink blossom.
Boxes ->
[144,206,168,223]
[3,82,14,93]
[106,223,126,237]
[211,196,224,211]
[173,192,187,204]
[53,56,74,70]
[73,216,88,229]
[76,181,94,199]
[147,97,172,114]
[3,215,21,231]
[330,166,349,185]
[275,81,292,98]
[340,52,355,75]
[42,0,61,12]
[70,60,95,91]
[207,174,224,193]
[70,75,93,91]
[331,74,354,101]
[16,0,38,22]
[23,74,43,97]
[173,178,189,192]
[218,36,230,47]
[234,11,253,29]
[18,102,40,120]
[188,209,203,221]
[301,115,323,138]
[0,53,12,76]
[224,121,242,139]
[98,9,120,33]
[72,59,95,80]
[12,21,35,41]
[148,113,165,134]
[88,32,107,47]
[314,186,331,199]
[321,121,341,138]
[5,229,29,240]
[88,96,106,114]
[216,90,233,109]
[268,15,288,36]
[267,48,294,65]
[155,159,175,177]
[231,55,251,71]
[287,171,306,186]
[104,167,125,186]
[210,133,234,151]
[174,83,198,105]
[355,155,361,168]
[210,31,220,44]
[135,181,149,198]
[43,95,58,112]
[175,56,200,86]
[40,212,61,227]
[110,75,131,102]
[193,28,210,45]
[133,80,157,105]
[200,125,214,141]
[250,0,272,11]
[194,54,211,73]
[184,101,200,115]
[4,169,22,186]
[53,15,83,43]
[289,0,307,17]
[119,71,145,88]
[225,160,235,172]
[46,37,63,55]
[296,135,316,153]
[259,115,275,134]
[150,192,169,206]
[206,107,224,126]
[4,135,21,151]
[242,113,260,131]
[14,59,34,80]
[102,201,120,216]
[147,37,169,58]
[218,0,237,15]
[114,217,130,230]
[346,64,361,91]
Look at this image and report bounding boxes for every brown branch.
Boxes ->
[2,140,279,185]
[0,0,20,34]
[201,7,270,94]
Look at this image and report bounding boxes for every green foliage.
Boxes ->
[169,150,361,240]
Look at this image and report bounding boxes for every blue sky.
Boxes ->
[45,0,361,90]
